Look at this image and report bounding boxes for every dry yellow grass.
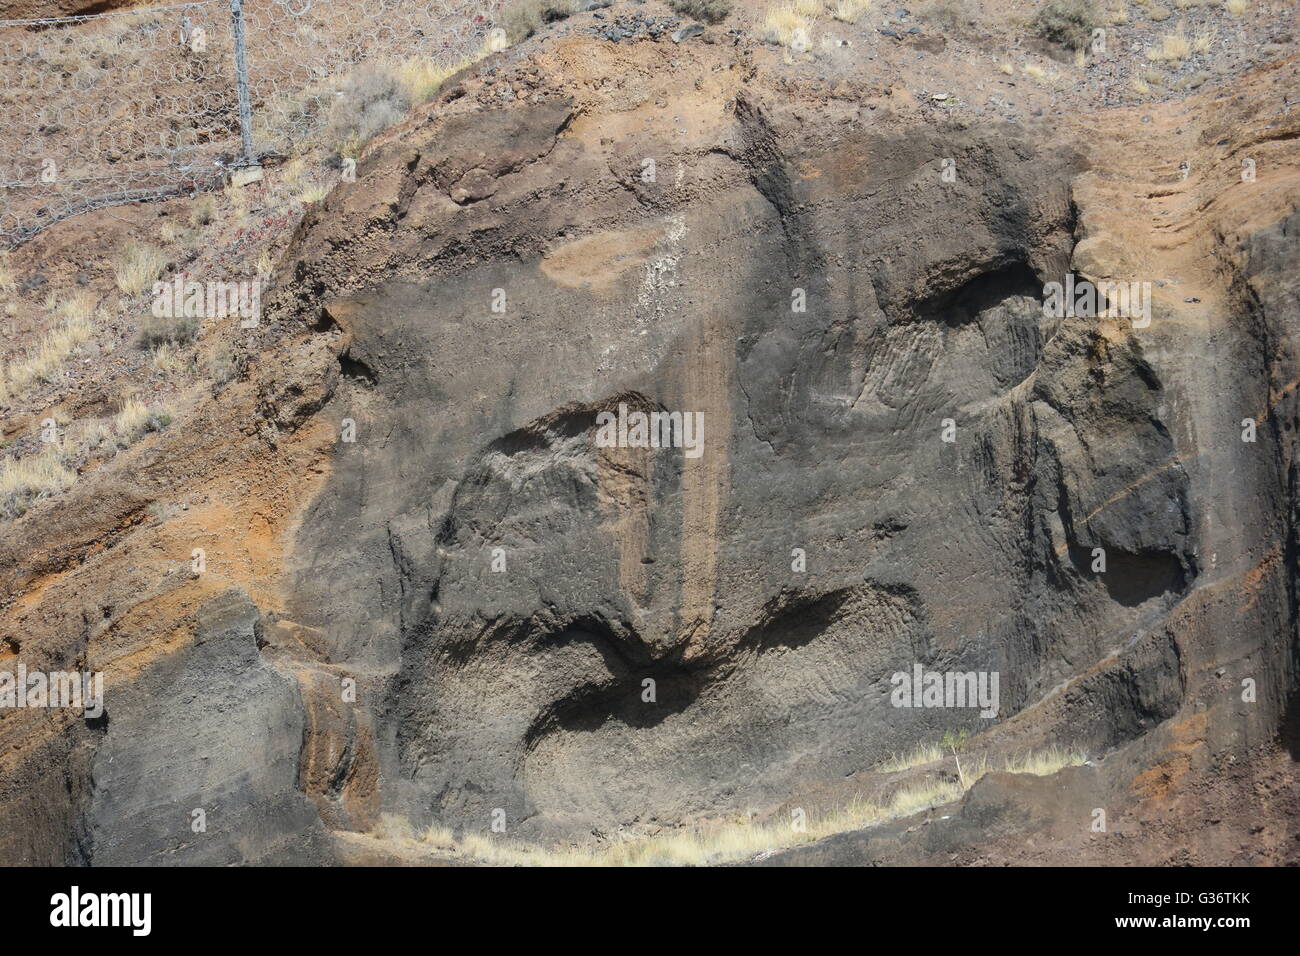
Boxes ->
[296,183,331,204]
[0,252,15,294]
[394,56,461,105]
[0,444,75,518]
[1,316,93,394]
[113,242,167,297]
[280,157,306,189]
[1022,62,1047,79]
[1193,27,1213,52]
[151,343,185,376]
[762,3,815,47]
[55,289,96,322]
[876,740,944,773]
[376,744,1088,866]
[113,397,154,441]
[831,0,870,22]
[189,193,216,227]
[1147,24,1191,61]
[1133,75,1152,93]
[999,61,1014,74]
[1224,0,1246,13]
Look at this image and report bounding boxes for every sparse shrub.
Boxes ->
[206,349,237,386]
[667,0,733,23]
[322,65,410,160]
[113,242,167,297]
[136,313,199,350]
[924,0,976,31]
[502,0,581,44]
[1033,0,1100,49]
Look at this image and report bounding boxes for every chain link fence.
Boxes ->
[0,0,496,248]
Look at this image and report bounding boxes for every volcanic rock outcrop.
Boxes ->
[1,17,1297,865]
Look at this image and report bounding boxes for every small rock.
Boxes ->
[672,24,704,43]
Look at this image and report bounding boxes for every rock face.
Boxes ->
[0,27,1297,865]
[287,98,1182,840]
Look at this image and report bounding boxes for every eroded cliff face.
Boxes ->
[1,27,1297,865]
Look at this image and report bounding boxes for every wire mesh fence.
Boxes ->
[0,0,496,248]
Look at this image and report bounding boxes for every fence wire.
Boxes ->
[0,0,495,248]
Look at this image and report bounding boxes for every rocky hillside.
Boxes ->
[0,0,1297,865]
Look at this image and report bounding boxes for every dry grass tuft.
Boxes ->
[876,741,945,773]
[189,194,216,227]
[151,343,186,376]
[113,242,167,297]
[0,444,75,518]
[111,396,172,446]
[1224,0,1246,13]
[1,316,92,395]
[371,744,1088,866]
[296,182,331,205]
[762,3,815,48]
[0,253,15,294]
[1146,24,1191,61]
[831,0,871,21]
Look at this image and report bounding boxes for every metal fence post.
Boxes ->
[229,0,258,167]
